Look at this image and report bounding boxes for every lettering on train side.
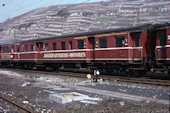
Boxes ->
[168,35,170,40]
[43,52,86,58]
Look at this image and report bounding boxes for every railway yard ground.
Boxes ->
[0,68,170,113]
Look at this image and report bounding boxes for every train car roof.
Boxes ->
[152,22,170,30]
[0,42,20,46]
[1,22,170,46]
[20,23,152,43]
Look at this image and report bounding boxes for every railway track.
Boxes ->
[0,94,35,113]
[56,71,170,87]
[1,68,170,87]
[101,76,170,87]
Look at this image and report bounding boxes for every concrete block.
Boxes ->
[49,92,89,104]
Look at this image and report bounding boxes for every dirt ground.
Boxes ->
[56,99,169,113]
[0,69,169,113]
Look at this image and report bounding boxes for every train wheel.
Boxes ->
[139,70,146,76]
[45,66,54,71]
[108,68,118,76]
[24,64,28,69]
[111,69,118,76]
[26,64,32,70]
[128,70,134,76]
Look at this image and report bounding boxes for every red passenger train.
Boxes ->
[0,23,170,75]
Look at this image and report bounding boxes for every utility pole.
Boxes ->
[137,8,140,25]
[133,7,140,26]
[14,29,16,42]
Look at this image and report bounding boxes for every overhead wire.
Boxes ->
[1,0,48,21]
[8,0,91,13]
[12,0,47,13]
[1,0,92,22]
[0,0,12,7]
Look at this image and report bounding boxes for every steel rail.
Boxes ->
[1,68,170,87]
[0,94,35,113]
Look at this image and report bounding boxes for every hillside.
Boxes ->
[0,0,170,44]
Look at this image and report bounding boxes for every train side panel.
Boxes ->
[166,28,170,65]
[38,38,88,62]
[94,32,145,63]
[94,33,130,61]
[0,45,12,61]
[17,42,37,61]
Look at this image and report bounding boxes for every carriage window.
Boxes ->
[30,45,34,51]
[135,35,140,47]
[61,41,65,50]
[25,45,28,52]
[77,40,84,49]
[2,48,5,53]
[53,42,56,50]
[7,47,9,53]
[69,41,72,50]
[18,47,20,52]
[21,45,23,52]
[160,32,166,46]
[99,38,107,48]
[116,36,124,47]
[11,47,14,53]
[45,43,48,51]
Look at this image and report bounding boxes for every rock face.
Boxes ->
[0,0,170,44]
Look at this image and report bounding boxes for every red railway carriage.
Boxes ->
[154,24,170,64]
[34,24,149,72]
[0,24,149,72]
[166,28,170,64]
[149,23,170,72]
[0,23,170,74]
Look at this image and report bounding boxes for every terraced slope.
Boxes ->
[0,0,170,44]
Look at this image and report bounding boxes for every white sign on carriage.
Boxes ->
[43,52,86,58]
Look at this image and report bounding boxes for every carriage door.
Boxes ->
[88,37,95,61]
[130,32,142,61]
[0,46,1,59]
[155,30,166,62]
[36,41,43,59]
